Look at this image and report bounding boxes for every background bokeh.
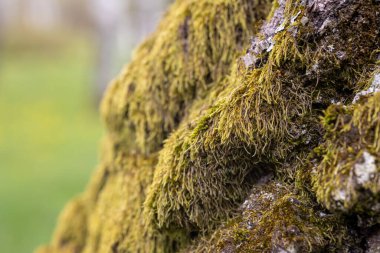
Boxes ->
[0,0,169,252]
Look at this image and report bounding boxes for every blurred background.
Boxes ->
[0,0,170,252]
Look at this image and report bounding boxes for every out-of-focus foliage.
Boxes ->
[0,34,102,253]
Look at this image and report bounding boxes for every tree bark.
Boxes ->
[37,0,380,252]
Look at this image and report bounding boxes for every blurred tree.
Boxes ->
[91,0,125,103]
[0,0,17,28]
[60,0,91,30]
[0,0,4,51]
[125,0,170,45]
[0,0,14,49]
[22,0,61,31]
[0,0,90,36]
[91,0,171,103]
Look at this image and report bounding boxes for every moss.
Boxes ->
[144,0,380,234]
[185,182,359,253]
[144,1,310,233]
[312,86,380,217]
[101,0,272,155]
[39,0,380,252]
[39,0,273,252]
[81,154,167,253]
[36,197,88,253]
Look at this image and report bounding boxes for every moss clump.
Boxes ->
[37,149,168,253]
[38,0,273,252]
[312,81,380,216]
[144,0,380,234]
[185,182,358,253]
[80,153,181,253]
[101,0,271,155]
[144,1,311,233]
[36,197,88,253]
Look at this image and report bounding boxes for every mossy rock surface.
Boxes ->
[38,0,380,252]
[313,87,380,218]
[186,181,359,253]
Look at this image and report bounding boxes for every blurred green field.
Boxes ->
[0,35,103,253]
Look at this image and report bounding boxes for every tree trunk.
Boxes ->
[37,0,380,252]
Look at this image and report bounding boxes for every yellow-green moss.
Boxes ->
[39,0,380,252]
[312,87,380,215]
[36,197,88,253]
[82,154,165,253]
[144,0,380,233]
[101,0,271,155]
[144,2,312,233]
[38,0,272,252]
[185,182,358,253]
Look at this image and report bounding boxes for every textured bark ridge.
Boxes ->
[37,0,380,252]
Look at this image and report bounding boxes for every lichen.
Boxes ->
[353,69,380,104]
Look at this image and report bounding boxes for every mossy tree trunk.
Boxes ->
[37,0,380,252]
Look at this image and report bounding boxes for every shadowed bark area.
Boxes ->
[37,0,380,252]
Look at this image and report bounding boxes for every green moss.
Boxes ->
[144,2,312,233]
[39,0,380,252]
[312,87,380,216]
[101,0,272,155]
[39,0,273,252]
[144,0,380,234]
[185,182,358,252]
[81,154,168,253]
[36,197,88,253]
